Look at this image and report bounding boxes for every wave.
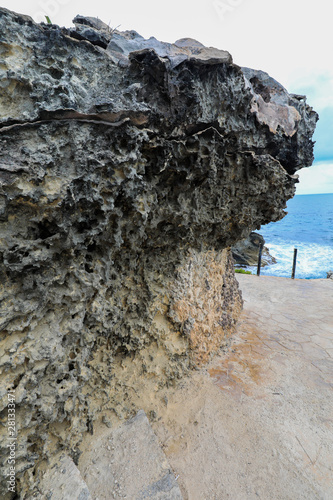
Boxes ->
[246,240,333,279]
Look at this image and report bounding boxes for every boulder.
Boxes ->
[38,455,92,500]
[79,410,183,499]
[232,232,277,267]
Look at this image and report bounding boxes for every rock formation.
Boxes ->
[232,232,276,267]
[0,8,317,498]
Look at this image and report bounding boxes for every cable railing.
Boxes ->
[256,244,298,279]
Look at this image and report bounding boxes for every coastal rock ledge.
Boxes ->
[0,8,317,497]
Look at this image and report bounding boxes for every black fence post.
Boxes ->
[257,242,264,276]
[291,248,297,279]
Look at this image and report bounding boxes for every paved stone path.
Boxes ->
[152,275,333,500]
[211,275,333,399]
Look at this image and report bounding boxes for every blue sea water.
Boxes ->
[246,193,333,279]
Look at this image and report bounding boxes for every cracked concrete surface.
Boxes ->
[211,275,333,396]
[150,275,333,500]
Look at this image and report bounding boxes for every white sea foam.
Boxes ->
[247,241,333,279]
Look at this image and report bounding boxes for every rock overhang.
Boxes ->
[0,8,318,498]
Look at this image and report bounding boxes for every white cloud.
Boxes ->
[287,73,333,111]
[296,161,333,195]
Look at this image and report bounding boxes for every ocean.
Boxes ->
[246,193,333,279]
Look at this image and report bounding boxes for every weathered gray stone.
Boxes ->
[72,15,111,32]
[138,472,183,499]
[37,455,92,500]
[0,6,317,498]
[69,25,111,48]
[106,33,232,69]
[79,410,183,499]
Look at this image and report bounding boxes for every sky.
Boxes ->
[1,0,332,194]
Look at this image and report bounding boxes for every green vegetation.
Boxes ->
[45,16,52,25]
[235,268,252,275]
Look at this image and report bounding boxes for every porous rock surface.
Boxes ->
[0,8,317,497]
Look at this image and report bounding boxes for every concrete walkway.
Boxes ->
[214,275,333,398]
[151,275,333,499]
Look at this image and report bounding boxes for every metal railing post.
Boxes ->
[257,242,264,276]
[291,248,297,279]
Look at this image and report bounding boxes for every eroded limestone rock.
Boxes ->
[0,8,317,498]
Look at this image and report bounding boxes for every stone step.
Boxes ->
[38,410,182,499]
[38,454,92,499]
[79,410,183,499]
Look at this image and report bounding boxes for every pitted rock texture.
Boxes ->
[0,8,317,498]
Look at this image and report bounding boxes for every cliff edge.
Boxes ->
[0,8,317,497]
